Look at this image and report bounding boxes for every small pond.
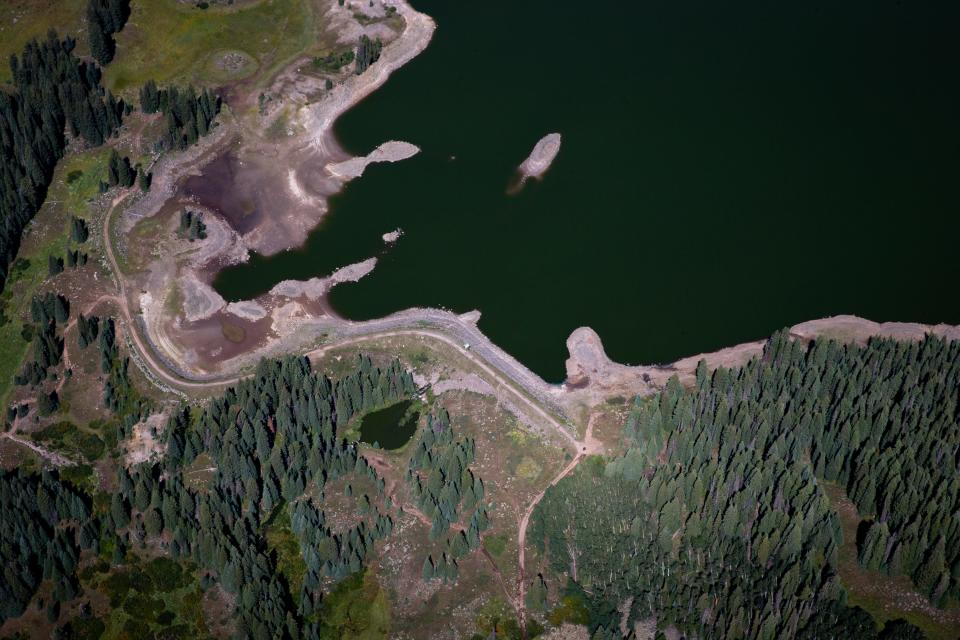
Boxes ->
[357,400,419,450]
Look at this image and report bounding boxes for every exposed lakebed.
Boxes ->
[212,0,960,381]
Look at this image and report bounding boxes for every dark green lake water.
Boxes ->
[357,400,419,450]
[215,0,960,381]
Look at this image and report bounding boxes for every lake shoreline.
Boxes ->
[123,0,441,381]
[117,1,960,427]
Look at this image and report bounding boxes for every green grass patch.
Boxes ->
[318,569,390,639]
[823,483,960,640]
[94,557,206,638]
[59,615,107,640]
[0,148,110,408]
[547,595,590,627]
[124,591,166,623]
[0,0,89,85]
[105,0,320,94]
[514,456,542,481]
[31,421,107,462]
[184,451,217,490]
[61,463,97,494]
[474,597,522,639]
[145,557,190,592]
[483,532,508,558]
[265,503,307,597]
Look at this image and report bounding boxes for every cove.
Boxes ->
[357,400,419,450]
[213,0,960,382]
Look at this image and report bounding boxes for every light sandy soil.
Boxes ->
[539,624,589,640]
[124,412,169,466]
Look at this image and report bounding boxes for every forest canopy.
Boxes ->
[531,331,958,639]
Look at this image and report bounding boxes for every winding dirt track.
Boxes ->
[102,184,590,632]
[515,414,600,634]
[91,5,591,629]
[0,433,75,466]
[102,184,580,452]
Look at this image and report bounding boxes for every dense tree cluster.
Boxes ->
[406,408,490,546]
[14,293,69,386]
[76,313,100,349]
[48,253,65,276]
[290,456,395,593]
[0,33,124,290]
[139,82,221,152]
[69,216,89,243]
[312,49,355,72]
[355,35,383,75]
[86,0,131,65]
[97,317,144,418]
[108,354,418,637]
[531,331,957,638]
[0,470,92,624]
[64,247,89,269]
[106,149,136,188]
[177,209,207,241]
[796,601,925,640]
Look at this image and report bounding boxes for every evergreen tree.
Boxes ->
[48,255,64,276]
[526,574,548,612]
[86,0,131,65]
[139,79,160,113]
[37,391,59,416]
[355,35,383,74]
[69,217,89,243]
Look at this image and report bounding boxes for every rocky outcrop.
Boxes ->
[269,257,377,300]
[518,133,562,181]
[326,140,420,180]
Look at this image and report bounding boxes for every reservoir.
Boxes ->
[213,0,960,382]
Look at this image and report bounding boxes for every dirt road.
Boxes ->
[1,432,75,467]
[515,413,601,634]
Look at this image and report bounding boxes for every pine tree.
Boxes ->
[48,254,64,276]
[140,80,160,113]
[860,522,889,571]
[421,555,434,580]
[526,574,548,611]
[37,391,59,416]
[69,217,89,243]
[913,536,946,596]
[53,295,69,323]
